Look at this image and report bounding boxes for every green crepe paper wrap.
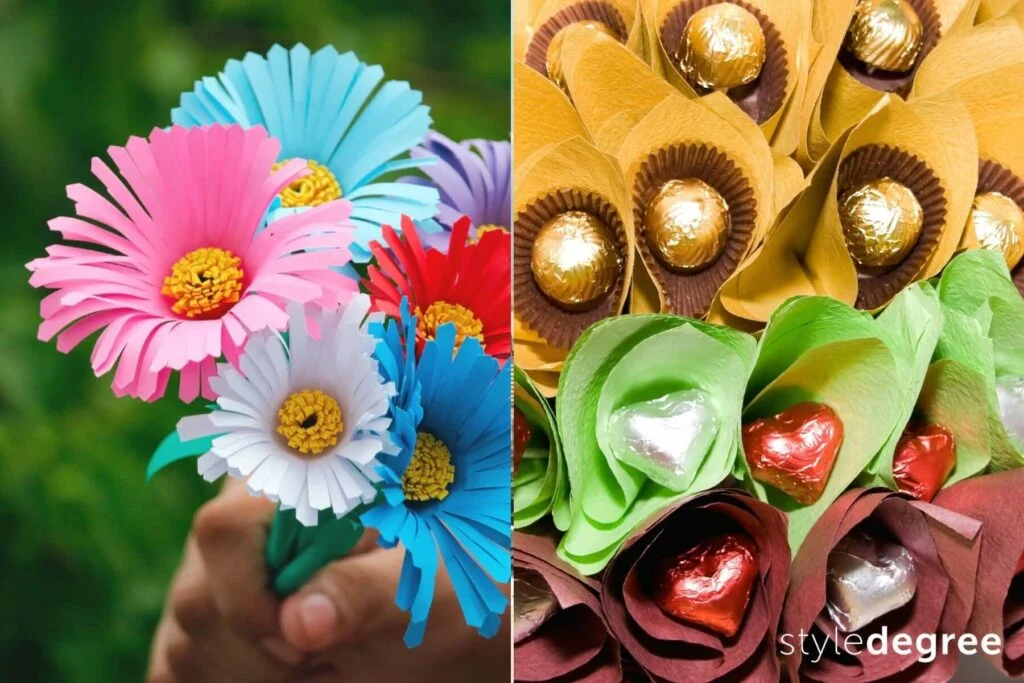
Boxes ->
[265,507,367,596]
[148,432,368,598]
[514,365,571,530]
[740,294,910,550]
[935,250,1024,468]
[555,314,757,575]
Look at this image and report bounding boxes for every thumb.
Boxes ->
[279,544,407,652]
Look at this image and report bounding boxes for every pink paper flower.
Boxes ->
[27,124,357,403]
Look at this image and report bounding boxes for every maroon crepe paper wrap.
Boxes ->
[933,470,1024,677]
[514,531,622,683]
[601,489,790,682]
[782,488,982,682]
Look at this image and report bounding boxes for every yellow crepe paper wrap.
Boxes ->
[797,0,979,167]
[620,93,777,317]
[559,23,680,155]
[522,0,649,87]
[514,61,591,165]
[718,93,976,322]
[912,19,1024,283]
[644,0,808,154]
[514,136,636,397]
[515,0,551,63]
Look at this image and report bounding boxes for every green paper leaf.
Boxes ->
[513,365,570,530]
[145,430,218,482]
[556,314,756,574]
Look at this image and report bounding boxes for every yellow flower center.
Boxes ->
[276,389,344,457]
[273,159,343,208]
[472,224,508,242]
[402,432,456,502]
[162,247,244,318]
[416,301,485,348]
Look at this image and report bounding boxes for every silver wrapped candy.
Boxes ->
[605,389,719,491]
[826,533,918,632]
[514,569,559,643]
[997,376,1024,448]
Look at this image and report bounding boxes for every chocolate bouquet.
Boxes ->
[515,2,1024,678]
[27,44,512,648]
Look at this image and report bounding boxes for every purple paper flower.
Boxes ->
[403,132,511,251]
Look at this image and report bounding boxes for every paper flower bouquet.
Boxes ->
[514,1,1024,680]
[26,44,512,648]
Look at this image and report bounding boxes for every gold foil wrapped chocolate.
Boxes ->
[644,178,731,273]
[676,3,767,90]
[968,192,1024,270]
[531,210,622,310]
[546,20,619,93]
[838,177,924,269]
[844,0,924,73]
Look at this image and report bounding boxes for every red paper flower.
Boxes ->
[365,215,510,360]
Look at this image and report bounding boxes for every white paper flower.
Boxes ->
[177,294,395,526]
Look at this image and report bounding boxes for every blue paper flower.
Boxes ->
[171,43,438,262]
[364,300,511,647]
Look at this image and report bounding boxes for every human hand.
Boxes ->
[147,480,509,683]
[146,480,303,683]
[277,542,511,683]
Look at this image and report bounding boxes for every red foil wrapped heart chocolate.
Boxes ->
[513,406,531,474]
[892,423,956,502]
[651,533,759,637]
[742,402,844,505]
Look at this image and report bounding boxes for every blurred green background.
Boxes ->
[0,0,508,679]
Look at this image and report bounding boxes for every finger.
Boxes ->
[193,484,281,642]
[279,545,408,651]
[146,612,179,683]
[168,537,218,635]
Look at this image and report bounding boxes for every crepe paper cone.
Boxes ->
[718,129,858,323]
[514,135,636,355]
[555,314,757,574]
[720,94,977,322]
[515,61,592,166]
[976,0,1022,21]
[526,0,649,78]
[513,531,622,683]
[772,150,807,215]
[644,0,807,153]
[912,359,993,486]
[741,296,906,549]
[514,366,572,530]
[797,0,979,166]
[933,470,1024,677]
[560,24,681,156]
[516,0,552,62]
[938,249,1024,378]
[619,93,776,318]
[861,283,944,485]
[932,301,1023,470]
[935,250,1024,467]
[600,488,788,682]
[782,488,982,682]
[515,318,567,398]
[266,507,366,596]
[913,25,1024,290]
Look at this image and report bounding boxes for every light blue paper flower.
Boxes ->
[171,43,438,262]
[364,300,511,647]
